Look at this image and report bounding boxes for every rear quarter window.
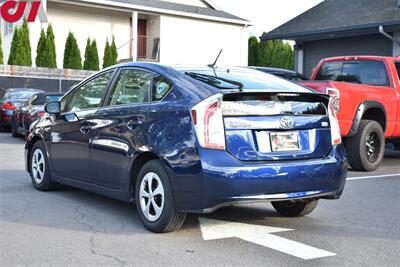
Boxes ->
[315,62,342,81]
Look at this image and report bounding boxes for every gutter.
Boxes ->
[379,25,400,45]
[52,0,249,26]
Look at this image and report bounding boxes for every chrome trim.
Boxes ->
[233,190,324,200]
[91,139,129,152]
[196,191,333,214]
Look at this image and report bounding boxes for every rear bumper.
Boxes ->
[179,145,347,213]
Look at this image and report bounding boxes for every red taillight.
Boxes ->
[2,102,16,110]
[37,111,46,117]
[329,98,342,145]
[191,110,197,125]
[191,94,225,150]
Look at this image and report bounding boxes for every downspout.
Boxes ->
[379,25,400,46]
[240,23,250,66]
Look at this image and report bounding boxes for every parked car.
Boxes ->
[11,92,64,138]
[25,63,347,233]
[300,56,400,171]
[249,66,308,81]
[0,88,45,131]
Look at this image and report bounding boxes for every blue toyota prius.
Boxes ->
[25,62,347,233]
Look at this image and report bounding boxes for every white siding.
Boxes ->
[160,0,208,8]
[159,15,248,66]
[45,1,131,68]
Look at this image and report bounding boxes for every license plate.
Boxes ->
[270,131,300,152]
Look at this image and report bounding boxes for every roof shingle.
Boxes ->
[261,0,400,40]
[98,0,248,23]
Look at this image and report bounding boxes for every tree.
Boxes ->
[249,34,295,70]
[90,39,100,71]
[0,35,3,65]
[83,38,91,70]
[248,36,258,66]
[8,27,20,65]
[45,24,57,68]
[83,38,100,71]
[20,19,32,66]
[35,29,46,67]
[110,36,118,64]
[63,32,82,70]
[103,39,113,69]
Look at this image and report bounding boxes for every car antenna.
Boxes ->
[208,49,223,69]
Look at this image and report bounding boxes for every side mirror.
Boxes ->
[45,101,61,115]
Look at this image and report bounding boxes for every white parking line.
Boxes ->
[200,218,335,260]
[347,173,400,181]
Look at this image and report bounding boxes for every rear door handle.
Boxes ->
[127,119,144,130]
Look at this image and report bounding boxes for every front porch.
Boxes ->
[124,12,161,62]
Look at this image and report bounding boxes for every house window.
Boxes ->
[5,22,14,36]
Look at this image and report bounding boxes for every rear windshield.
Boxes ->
[5,91,40,100]
[315,60,389,86]
[223,93,328,116]
[185,70,311,93]
[32,94,63,105]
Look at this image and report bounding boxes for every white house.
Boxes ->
[0,0,249,68]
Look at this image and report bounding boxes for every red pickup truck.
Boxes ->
[301,56,400,172]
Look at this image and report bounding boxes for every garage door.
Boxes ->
[303,34,392,78]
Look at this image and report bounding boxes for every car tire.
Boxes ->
[393,141,400,151]
[272,199,319,217]
[11,122,19,138]
[345,120,385,172]
[30,140,58,191]
[135,160,187,233]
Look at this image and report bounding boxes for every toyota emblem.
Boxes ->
[280,116,295,129]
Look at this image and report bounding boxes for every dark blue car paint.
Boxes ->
[25,62,347,213]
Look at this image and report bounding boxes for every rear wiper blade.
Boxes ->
[185,72,244,91]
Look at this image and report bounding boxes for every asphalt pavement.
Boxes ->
[0,133,399,266]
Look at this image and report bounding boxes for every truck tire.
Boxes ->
[272,199,319,217]
[345,120,385,172]
[11,121,19,138]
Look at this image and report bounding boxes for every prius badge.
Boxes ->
[280,116,295,129]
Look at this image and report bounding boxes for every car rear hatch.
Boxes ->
[222,92,332,161]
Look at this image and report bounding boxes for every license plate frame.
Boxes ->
[270,131,301,152]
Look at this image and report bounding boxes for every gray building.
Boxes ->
[261,0,400,78]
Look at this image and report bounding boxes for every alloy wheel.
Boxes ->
[32,149,46,184]
[365,132,380,163]
[139,172,165,222]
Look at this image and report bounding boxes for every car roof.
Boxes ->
[249,66,298,75]
[36,92,64,96]
[6,88,45,92]
[109,62,259,74]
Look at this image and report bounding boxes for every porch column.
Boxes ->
[393,31,400,56]
[131,11,138,61]
[294,43,304,74]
